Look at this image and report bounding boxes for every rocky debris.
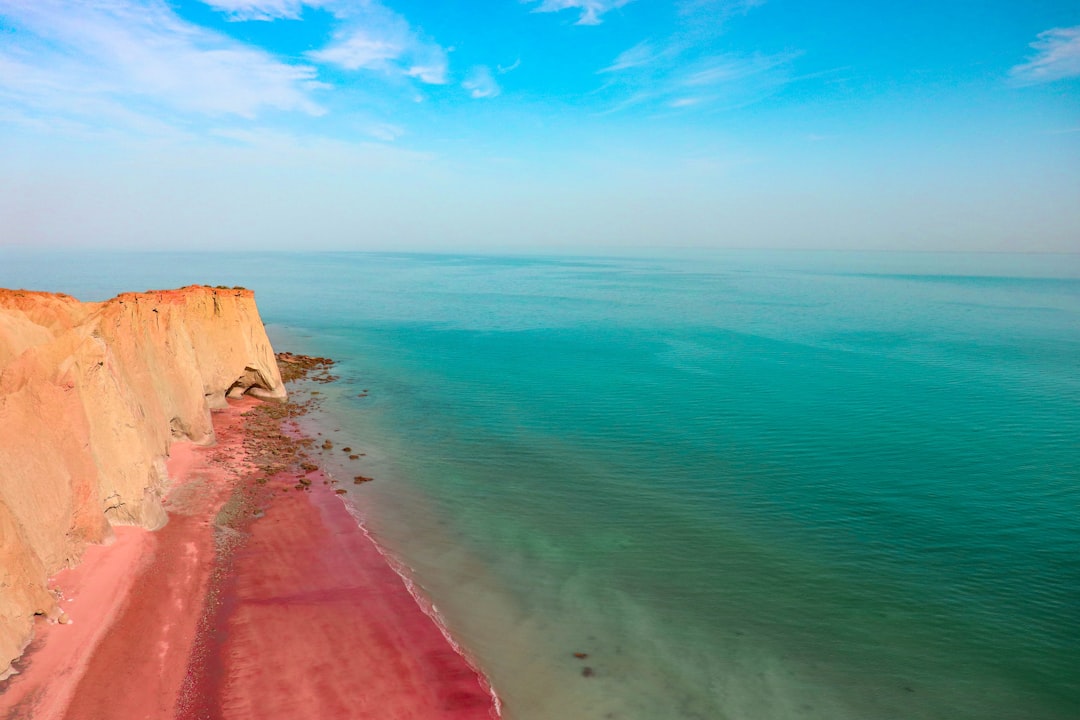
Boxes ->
[275,352,337,384]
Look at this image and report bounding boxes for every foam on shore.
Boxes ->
[335,491,504,718]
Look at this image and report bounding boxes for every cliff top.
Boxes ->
[0,285,255,306]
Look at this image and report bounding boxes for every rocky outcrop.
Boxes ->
[0,285,285,678]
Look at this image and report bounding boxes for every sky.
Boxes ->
[0,0,1078,253]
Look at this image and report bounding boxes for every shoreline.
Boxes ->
[0,372,498,718]
[335,497,504,719]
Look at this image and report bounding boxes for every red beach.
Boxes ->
[0,395,497,720]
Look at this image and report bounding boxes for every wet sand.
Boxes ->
[0,396,496,720]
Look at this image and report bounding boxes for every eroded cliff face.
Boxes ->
[0,285,285,677]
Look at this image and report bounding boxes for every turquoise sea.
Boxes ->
[3,250,1079,719]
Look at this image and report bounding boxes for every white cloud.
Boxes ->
[1010,26,1080,85]
[304,2,448,84]
[463,66,501,99]
[0,0,324,125]
[200,0,451,85]
[308,30,405,70]
[404,44,450,85]
[527,0,634,26]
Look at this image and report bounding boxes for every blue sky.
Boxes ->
[0,0,1077,252]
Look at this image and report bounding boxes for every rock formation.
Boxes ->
[0,285,285,678]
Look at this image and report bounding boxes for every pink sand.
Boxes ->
[0,397,496,719]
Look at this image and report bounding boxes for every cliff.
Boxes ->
[0,285,285,678]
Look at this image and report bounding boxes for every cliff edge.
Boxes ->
[0,285,285,678]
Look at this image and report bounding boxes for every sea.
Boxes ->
[2,249,1078,720]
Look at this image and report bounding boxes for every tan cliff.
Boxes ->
[0,285,285,678]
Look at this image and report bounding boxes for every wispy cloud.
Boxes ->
[1010,26,1080,85]
[199,0,313,21]
[208,125,420,155]
[301,1,448,84]
[364,122,406,141]
[682,52,793,86]
[668,97,702,108]
[309,31,403,70]
[599,51,798,115]
[0,0,324,130]
[600,42,666,73]
[198,0,451,85]
[463,66,501,99]
[676,0,765,20]
[403,44,450,85]
[527,0,634,26]
[497,59,522,74]
[594,0,795,113]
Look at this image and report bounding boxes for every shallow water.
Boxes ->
[4,249,1079,719]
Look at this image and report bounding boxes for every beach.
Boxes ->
[0,368,496,719]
